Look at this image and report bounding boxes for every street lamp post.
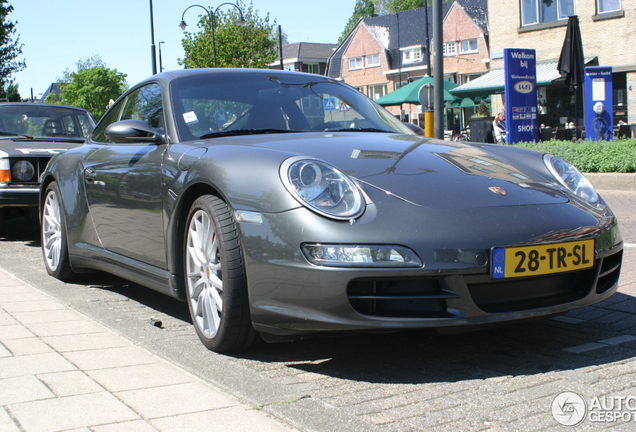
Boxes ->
[179,3,246,68]
[158,41,165,72]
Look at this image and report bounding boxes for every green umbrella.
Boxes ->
[375,76,459,106]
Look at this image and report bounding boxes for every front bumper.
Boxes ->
[0,186,40,207]
[237,196,623,337]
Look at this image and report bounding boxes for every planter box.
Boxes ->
[468,116,495,143]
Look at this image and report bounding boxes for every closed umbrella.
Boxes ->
[557,15,585,88]
[557,15,585,126]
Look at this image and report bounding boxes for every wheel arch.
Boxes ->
[167,181,229,301]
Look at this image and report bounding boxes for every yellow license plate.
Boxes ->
[491,239,595,279]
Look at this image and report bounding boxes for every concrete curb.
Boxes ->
[584,173,636,191]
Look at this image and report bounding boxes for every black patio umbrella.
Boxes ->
[558,15,585,87]
[557,15,585,126]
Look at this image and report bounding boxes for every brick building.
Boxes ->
[454,0,634,126]
[269,42,337,75]
[327,0,490,127]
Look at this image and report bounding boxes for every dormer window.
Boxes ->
[402,47,422,64]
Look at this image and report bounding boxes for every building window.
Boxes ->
[368,84,387,101]
[283,64,294,72]
[461,73,484,85]
[459,39,478,54]
[303,63,320,74]
[443,42,456,56]
[598,0,621,13]
[402,47,422,64]
[521,0,574,26]
[348,57,363,70]
[366,54,380,67]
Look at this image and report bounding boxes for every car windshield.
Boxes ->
[0,105,95,138]
[170,72,414,140]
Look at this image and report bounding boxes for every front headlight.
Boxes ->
[544,155,598,204]
[12,160,36,182]
[281,157,365,220]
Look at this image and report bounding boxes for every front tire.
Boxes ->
[184,195,256,352]
[41,181,75,281]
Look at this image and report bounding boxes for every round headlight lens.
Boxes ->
[281,157,364,219]
[12,160,36,182]
[544,155,598,204]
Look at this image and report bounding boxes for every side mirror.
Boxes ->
[104,119,167,144]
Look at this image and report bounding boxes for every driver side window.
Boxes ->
[91,83,163,143]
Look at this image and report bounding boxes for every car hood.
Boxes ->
[209,132,569,210]
[0,136,85,157]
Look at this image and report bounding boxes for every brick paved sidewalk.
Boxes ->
[0,269,298,432]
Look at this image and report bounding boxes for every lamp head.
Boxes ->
[179,20,187,31]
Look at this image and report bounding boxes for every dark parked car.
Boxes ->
[0,103,95,236]
[39,69,623,352]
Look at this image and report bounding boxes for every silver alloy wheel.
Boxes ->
[186,208,223,339]
[42,189,63,271]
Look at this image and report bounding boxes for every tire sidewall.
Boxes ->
[184,195,252,352]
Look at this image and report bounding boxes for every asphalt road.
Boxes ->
[0,190,634,432]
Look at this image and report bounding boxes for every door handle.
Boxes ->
[84,167,96,183]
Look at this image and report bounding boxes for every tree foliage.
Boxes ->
[180,1,278,69]
[0,1,24,101]
[48,56,128,120]
[339,0,377,43]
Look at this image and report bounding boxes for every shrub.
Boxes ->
[512,139,636,173]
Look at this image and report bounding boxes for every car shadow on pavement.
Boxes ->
[234,292,636,385]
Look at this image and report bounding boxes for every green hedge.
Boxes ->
[512,139,636,173]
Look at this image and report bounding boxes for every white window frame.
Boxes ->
[304,63,320,74]
[597,0,621,13]
[459,39,478,54]
[366,53,380,67]
[443,42,456,56]
[348,57,363,70]
[368,84,387,101]
[401,47,422,64]
[520,0,574,26]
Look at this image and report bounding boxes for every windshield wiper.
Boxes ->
[325,127,392,133]
[0,131,34,138]
[199,129,298,139]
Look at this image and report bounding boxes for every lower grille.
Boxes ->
[467,269,595,313]
[347,278,458,318]
[597,249,622,294]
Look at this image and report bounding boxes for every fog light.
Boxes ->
[301,244,422,268]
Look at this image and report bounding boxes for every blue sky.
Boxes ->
[12,0,354,99]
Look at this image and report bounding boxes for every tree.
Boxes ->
[180,1,278,69]
[388,0,425,12]
[50,56,128,120]
[0,1,25,101]
[339,0,377,43]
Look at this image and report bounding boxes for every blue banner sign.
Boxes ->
[584,66,613,141]
[504,49,539,144]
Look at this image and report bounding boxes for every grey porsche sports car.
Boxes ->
[39,69,623,352]
[0,103,95,236]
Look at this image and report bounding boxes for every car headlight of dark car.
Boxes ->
[544,155,598,204]
[12,160,36,182]
[281,156,365,220]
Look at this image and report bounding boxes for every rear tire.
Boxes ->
[41,182,75,281]
[184,195,257,352]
